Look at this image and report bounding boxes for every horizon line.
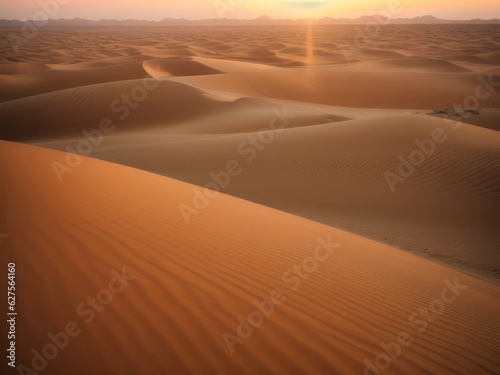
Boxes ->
[1,14,500,23]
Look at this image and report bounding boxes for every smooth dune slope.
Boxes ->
[0,141,499,375]
[142,58,224,77]
[31,114,500,283]
[172,68,500,109]
[0,79,231,140]
[0,79,342,141]
[0,62,151,102]
[1,24,499,284]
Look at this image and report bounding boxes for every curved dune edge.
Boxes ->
[0,62,151,103]
[0,79,231,141]
[172,69,500,109]
[192,56,276,72]
[359,57,471,72]
[32,114,500,282]
[0,141,498,375]
[0,62,49,75]
[0,79,340,141]
[142,58,224,78]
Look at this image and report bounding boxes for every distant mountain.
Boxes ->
[256,15,274,22]
[1,15,499,27]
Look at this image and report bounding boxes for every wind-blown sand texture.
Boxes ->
[0,24,499,374]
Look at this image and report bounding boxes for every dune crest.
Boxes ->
[0,141,499,375]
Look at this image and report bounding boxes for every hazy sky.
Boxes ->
[1,0,499,21]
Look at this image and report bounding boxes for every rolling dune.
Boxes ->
[172,68,500,109]
[142,58,223,77]
[335,57,472,72]
[0,24,499,375]
[27,114,500,282]
[0,62,151,103]
[0,79,337,141]
[0,141,499,375]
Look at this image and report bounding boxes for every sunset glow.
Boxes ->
[1,0,499,21]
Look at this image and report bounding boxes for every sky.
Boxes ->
[1,0,499,21]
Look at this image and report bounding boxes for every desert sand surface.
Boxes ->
[0,24,499,374]
[0,140,499,375]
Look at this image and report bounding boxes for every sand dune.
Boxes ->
[173,69,500,109]
[3,25,499,108]
[0,79,234,141]
[427,108,500,131]
[1,141,498,375]
[338,57,472,73]
[142,58,223,77]
[0,62,150,102]
[0,24,499,375]
[26,114,500,282]
[0,62,49,74]
[192,56,276,72]
[0,79,337,141]
[47,54,155,69]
